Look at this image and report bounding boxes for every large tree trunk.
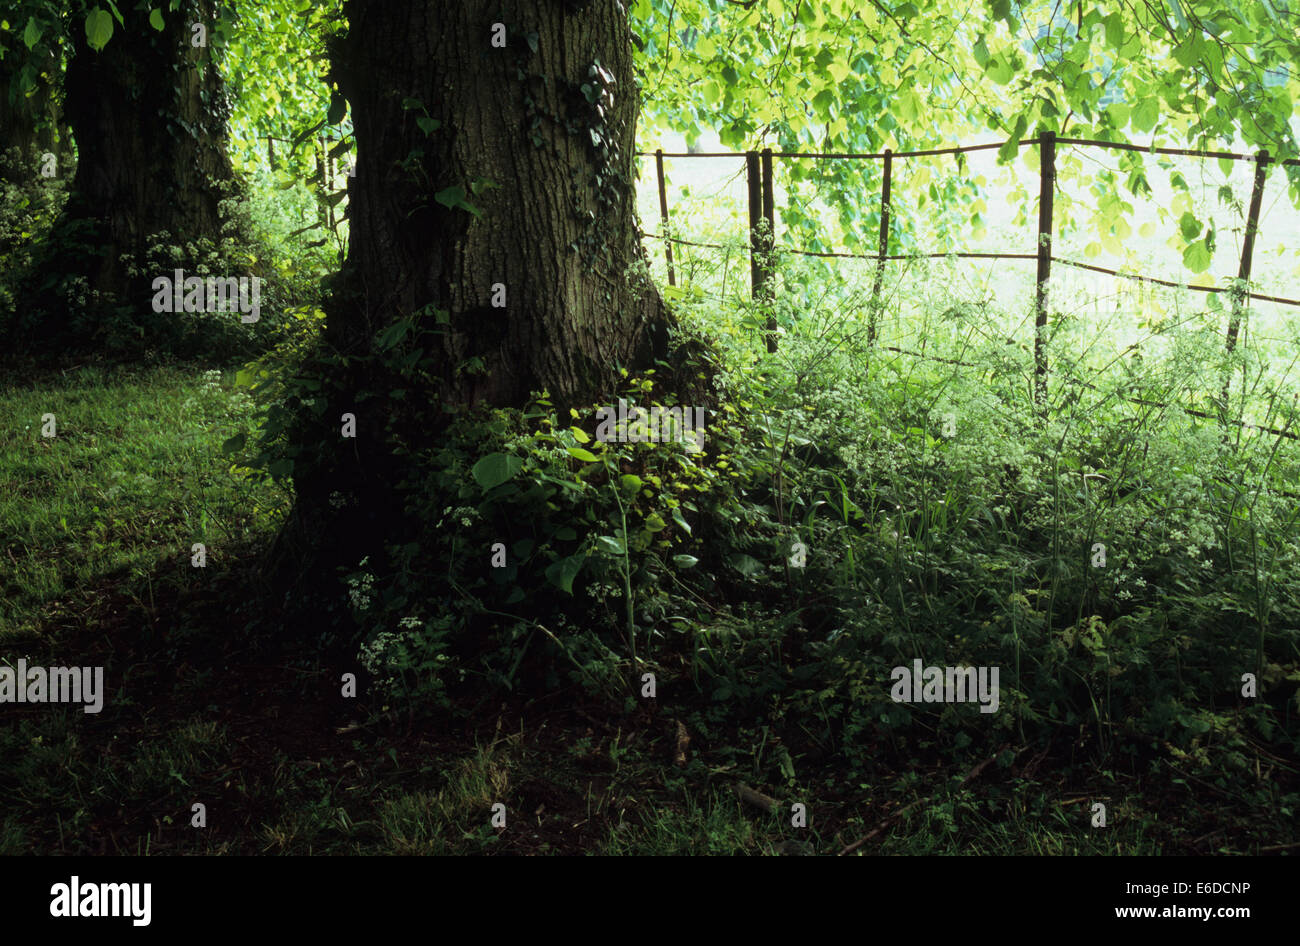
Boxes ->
[0,43,73,184]
[276,0,682,584]
[328,0,668,405]
[22,0,236,342]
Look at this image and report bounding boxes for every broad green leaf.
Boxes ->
[1104,12,1124,49]
[672,554,699,568]
[149,8,165,31]
[23,16,43,48]
[85,8,114,50]
[1132,97,1159,133]
[566,446,599,462]
[569,426,590,443]
[471,452,523,490]
[1182,241,1212,273]
[986,53,1014,86]
[544,553,585,594]
[596,535,626,556]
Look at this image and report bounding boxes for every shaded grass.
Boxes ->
[0,361,1293,856]
[0,360,288,633]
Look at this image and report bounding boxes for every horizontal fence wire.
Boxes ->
[643,133,1300,437]
[641,136,1300,165]
[643,139,1041,160]
[642,233,1300,308]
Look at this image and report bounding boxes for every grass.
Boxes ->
[0,360,287,634]
[1,359,1296,856]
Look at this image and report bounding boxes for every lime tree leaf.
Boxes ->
[1104,12,1125,49]
[545,553,586,594]
[85,8,114,50]
[1132,97,1159,133]
[471,452,523,489]
[998,114,1028,162]
[986,52,1014,86]
[1182,241,1212,273]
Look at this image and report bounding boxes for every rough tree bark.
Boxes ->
[29,1,235,332]
[276,0,694,585]
[328,0,669,406]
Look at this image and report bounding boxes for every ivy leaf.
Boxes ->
[434,186,482,218]
[85,8,114,50]
[326,90,347,125]
[416,116,440,136]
